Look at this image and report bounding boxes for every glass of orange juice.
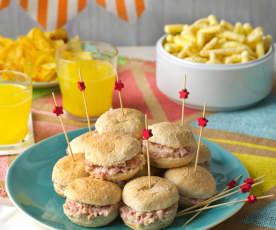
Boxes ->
[0,70,32,147]
[56,40,118,120]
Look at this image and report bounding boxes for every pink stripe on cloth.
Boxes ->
[144,71,198,122]
[0,156,8,182]
[33,120,78,142]
[113,69,153,119]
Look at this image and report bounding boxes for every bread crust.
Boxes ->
[150,154,194,169]
[164,165,217,199]
[84,133,141,166]
[122,176,179,212]
[148,122,197,149]
[65,177,122,206]
[66,132,95,154]
[64,208,118,227]
[52,153,89,187]
[190,142,211,164]
[95,108,145,139]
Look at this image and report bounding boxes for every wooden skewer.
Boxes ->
[182,174,243,226]
[116,74,124,116]
[78,69,92,134]
[178,175,265,215]
[181,74,186,126]
[180,194,274,215]
[194,104,207,172]
[145,114,151,189]
[52,92,75,162]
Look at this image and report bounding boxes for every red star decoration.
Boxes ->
[114,80,124,91]
[179,89,190,99]
[227,179,237,188]
[53,106,63,116]
[197,117,208,127]
[77,81,86,91]
[244,178,254,185]
[247,195,257,204]
[240,184,251,193]
[142,129,153,140]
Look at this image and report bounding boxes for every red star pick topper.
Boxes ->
[142,129,153,140]
[240,184,251,193]
[77,81,86,91]
[227,179,237,188]
[179,89,190,99]
[53,106,63,116]
[247,195,257,204]
[197,117,208,127]
[244,178,254,185]
[114,80,124,91]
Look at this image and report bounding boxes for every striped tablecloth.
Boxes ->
[1,57,276,229]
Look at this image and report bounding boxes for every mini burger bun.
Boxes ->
[65,177,121,206]
[164,165,217,200]
[84,133,141,166]
[122,176,179,212]
[123,216,175,230]
[148,122,197,149]
[150,154,195,169]
[95,108,145,139]
[64,209,118,227]
[52,153,89,197]
[191,142,211,164]
[66,131,97,154]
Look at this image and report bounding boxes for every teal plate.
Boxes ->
[6,127,249,230]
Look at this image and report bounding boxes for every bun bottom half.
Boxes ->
[64,208,118,227]
[53,183,66,198]
[150,154,194,169]
[122,215,175,230]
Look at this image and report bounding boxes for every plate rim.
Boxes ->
[6,127,249,230]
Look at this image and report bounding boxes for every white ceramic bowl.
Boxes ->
[156,36,275,111]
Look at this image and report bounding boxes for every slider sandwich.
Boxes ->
[84,133,145,181]
[120,176,179,230]
[63,178,121,227]
[164,165,217,207]
[52,153,89,197]
[142,122,197,168]
[190,142,211,168]
[66,108,145,154]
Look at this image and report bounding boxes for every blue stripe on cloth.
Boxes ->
[191,94,276,140]
[243,201,276,228]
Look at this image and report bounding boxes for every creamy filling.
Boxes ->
[85,154,144,178]
[120,203,177,226]
[142,141,194,159]
[63,199,118,220]
[179,195,206,206]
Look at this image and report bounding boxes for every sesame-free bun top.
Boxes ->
[66,132,93,154]
[164,165,217,199]
[95,108,145,139]
[122,176,179,212]
[65,177,121,206]
[52,153,89,186]
[148,122,197,149]
[84,133,141,166]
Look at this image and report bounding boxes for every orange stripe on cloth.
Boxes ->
[37,0,48,29]
[135,0,145,17]
[113,70,153,119]
[95,0,106,8]
[144,71,198,122]
[115,0,128,21]
[19,0,28,10]
[57,0,67,28]
[78,0,87,12]
[0,0,10,10]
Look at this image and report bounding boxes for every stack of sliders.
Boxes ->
[142,121,216,208]
[52,107,216,229]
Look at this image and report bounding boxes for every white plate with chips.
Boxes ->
[32,80,59,88]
